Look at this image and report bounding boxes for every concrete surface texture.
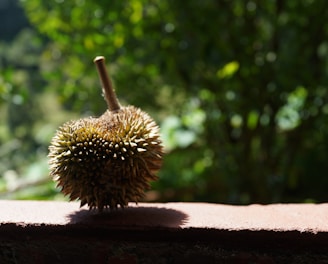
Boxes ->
[0,200,328,232]
[1,200,328,263]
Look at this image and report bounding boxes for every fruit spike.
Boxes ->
[48,56,163,212]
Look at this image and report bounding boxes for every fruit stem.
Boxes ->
[94,56,121,111]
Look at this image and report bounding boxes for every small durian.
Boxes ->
[48,56,163,211]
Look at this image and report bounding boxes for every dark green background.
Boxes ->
[1,0,328,204]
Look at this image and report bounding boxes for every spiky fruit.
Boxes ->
[48,56,163,211]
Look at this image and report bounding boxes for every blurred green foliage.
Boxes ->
[1,0,328,203]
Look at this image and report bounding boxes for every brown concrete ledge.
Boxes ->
[1,201,328,263]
